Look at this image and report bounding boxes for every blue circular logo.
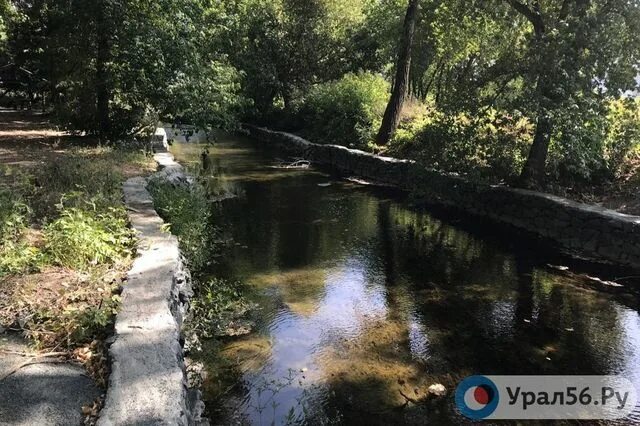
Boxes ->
[455,375,500,420]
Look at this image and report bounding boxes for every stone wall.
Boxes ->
[98,152,204,426]
[244,124,640,268]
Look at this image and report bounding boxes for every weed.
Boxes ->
[44,198,134,270]
[189,277,252,338]
[148,179,220,273]
[0,145,151,352]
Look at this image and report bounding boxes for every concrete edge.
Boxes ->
[98,151,205,425]
[243,124,640,269]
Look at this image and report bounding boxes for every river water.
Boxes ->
[171,135,640,425]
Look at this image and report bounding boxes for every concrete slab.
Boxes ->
[0,333,100,426]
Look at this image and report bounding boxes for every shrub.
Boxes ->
[148,179,218,273]
[0,182,41,276]
[390,107,533,182]
[44,199,134,270]
[604,98,640,178]
[0,240,41,276]
[299,72,389,149]
[0,189,30,242]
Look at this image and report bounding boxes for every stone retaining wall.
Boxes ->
[244,124,640,268]
[98,152,203,425]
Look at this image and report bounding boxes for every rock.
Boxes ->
[428,383,446,397]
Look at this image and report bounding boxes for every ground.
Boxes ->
[557,174,640,216]
[0,108,155,425]
[0,333,101,426]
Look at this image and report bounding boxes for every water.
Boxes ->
[171,136,640,425]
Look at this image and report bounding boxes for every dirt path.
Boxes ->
[0,108,70,167]
[0,108,105,425]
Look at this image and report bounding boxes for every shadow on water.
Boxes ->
[171,136,640,425]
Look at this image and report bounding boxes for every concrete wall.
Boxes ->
[98,152,204,426]
[244,124,640,268]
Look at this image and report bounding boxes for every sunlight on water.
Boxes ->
[172,136,640,425]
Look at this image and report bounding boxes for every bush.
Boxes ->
[604,98,640,178]
[390,107,533,182]
[299,72,389,149]
[0,181,41,276]
[44,199,134,270]
[148,179,218,273]
[0,240,41,276]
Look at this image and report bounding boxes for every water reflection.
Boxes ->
[171,137,640,425]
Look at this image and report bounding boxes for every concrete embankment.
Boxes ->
[244,124,640,269]
[98,151,203,425]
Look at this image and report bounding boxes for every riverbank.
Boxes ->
[98,150,205,425]
[0,109,155,424]
[244,125,640,271]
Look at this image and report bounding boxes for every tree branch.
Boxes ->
[506,0,545,33]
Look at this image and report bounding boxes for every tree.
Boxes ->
[506,0,640,187]
[219,0,369,119]
[375,0,420,145]
[3,0,246,138]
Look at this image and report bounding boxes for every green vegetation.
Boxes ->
[44,201,134,271]
[298,72,389,149]
[2,0,639,192]
[148,178,250,339]
[148,179,217,273]
[0,147,154,351]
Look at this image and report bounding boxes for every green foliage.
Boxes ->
[4,0,246,138]
[299,72,389,148]
[1,148,148,276]
[0,0,13,54]
[604,98,640,178]
[391,106,533,181]
[44,199,134,270]
[217,0,370,117]
[0,189,30,242]
[166,60,247,130]
[0,240,41,276]
[0,148,149,352]
[0,174,41,276]
[189,277,251,338]
[148,179,218,273]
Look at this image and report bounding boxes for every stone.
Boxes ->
[244,124,640,269]
[97,150,201,426]
[428,383,447,397]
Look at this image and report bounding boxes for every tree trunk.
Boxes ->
[375,0,420,145]
[519,112,552,187]
[506,0,553,188]
[96,2,111,140]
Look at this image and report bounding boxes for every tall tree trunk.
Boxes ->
[519,0,591,188]
[375,0,420,145]
[96,1,110,140]
[519,111,552,187]
[506,0,552,188]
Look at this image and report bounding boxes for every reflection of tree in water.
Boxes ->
[194,139,640,424]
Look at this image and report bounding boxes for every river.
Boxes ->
[170,134,640,425]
